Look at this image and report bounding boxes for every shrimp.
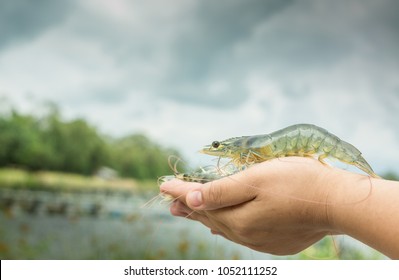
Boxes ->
[159,155,231,185]
[162,162,245,184]
[160,155,245,185]
[157,156,239,202]
[159,166,227,184]
[200,124,380,178]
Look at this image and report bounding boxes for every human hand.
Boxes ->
[160,157,348,255]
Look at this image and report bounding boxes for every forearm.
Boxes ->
[329,172,399,259]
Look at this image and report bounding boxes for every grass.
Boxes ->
[0,168,159,193]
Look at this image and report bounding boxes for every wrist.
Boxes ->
[324,169,371,234]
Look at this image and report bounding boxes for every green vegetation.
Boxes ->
[0,167,157,193]
[383,171,399,181]
[0,106,180,180]
[109,134,177,180]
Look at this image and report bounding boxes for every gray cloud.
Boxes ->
[154,0,399,108]
[0,0,72,49]
[169,0,293,79]
[2,0,398,105]
[61,0,294,108]
[220,0,399,106]
[159,0,294,107]
[21,0,395,111]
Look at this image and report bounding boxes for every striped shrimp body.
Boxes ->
[157,156,236,202]
[160,166,227,184]
[158,165,240,201]
[160,156,241,185]
[200,124,380,178]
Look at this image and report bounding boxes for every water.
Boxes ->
[0,188,265,259]
[0,188,386,259]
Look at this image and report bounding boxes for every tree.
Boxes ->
[109,134,179,179]
[0,111,44,169]
[0,106,180,179]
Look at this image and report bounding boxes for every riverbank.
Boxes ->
[0,168,159,193]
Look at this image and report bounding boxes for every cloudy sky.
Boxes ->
[1,0,398,174]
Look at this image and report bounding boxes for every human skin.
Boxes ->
[160,157,399,259]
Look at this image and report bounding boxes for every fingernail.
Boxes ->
[187,191,202,207]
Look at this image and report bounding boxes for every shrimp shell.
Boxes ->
[200,124,380,178]
[160,165,238,184]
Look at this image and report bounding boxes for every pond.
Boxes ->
[0,188,386,260]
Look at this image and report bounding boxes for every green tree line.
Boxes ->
[0,108,179,179]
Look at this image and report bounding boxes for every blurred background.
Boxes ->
[0,0,398,259]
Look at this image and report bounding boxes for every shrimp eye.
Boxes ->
[211,141,220,148]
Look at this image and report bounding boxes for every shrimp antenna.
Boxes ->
[213,156,229,176]
[167,155,187,175]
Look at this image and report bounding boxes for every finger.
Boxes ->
[162,182,239,235]
[170,200,193,217]
[160,179,202,204]
[184,210,222,232]
[186,172,259,210]
[169,202,219,233]
[211,229,230,241]
[184,208,255,250]
[183,209,236,239]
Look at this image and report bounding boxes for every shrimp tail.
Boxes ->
[354,158,381,179]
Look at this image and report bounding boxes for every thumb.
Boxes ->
[187,174,258,210]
